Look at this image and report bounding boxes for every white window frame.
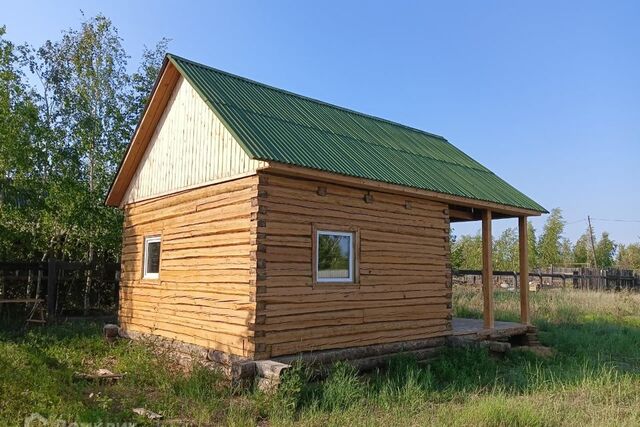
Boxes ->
[316,230,354,283]
[143,235,161,279]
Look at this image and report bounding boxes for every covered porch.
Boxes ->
[451,318,531,341]
[449,205,536,333]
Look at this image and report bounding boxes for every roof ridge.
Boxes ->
[210,98,492,174]
[167,53,450,143]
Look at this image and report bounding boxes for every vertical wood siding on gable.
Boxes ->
[123,76,265,205]
[118,175,260,357]
[253,172,453,359]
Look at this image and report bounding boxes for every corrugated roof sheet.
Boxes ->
[168,54,546,213]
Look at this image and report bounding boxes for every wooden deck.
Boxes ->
[451,318,530,340]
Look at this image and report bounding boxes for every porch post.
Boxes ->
[482,209,494,329]
[518,216,530,324]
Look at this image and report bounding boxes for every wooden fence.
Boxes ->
[2,260,637,323]
[569,268,639,291]
[0,259,120,322]
[453,268,640,291]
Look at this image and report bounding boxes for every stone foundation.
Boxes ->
[113,324,549,388]
[114,326,448,386]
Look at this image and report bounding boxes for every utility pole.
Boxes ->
[587,215,598,269]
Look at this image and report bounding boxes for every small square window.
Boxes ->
[316,230,354,283]
[143,236,161,279]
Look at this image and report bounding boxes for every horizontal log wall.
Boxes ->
[254,173,452,359]
[118,175,260,358]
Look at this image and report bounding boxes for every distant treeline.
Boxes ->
[452,208,640,271]
[0,14,168,263]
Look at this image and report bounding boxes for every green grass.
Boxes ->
[2,287,640,426]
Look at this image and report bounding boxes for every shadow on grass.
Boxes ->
[0,319,103,340]
[0,320,235,425]
[0,320,108,372]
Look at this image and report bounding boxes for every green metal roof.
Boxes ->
[168,54,546,213]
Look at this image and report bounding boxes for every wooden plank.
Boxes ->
[258,319,448,345]
[261,195,446,226]
[112,70,263,206]
[519,216,530,324]
[119,301,254,324]
[262,174,448,215]
[482,209,494,329]
[120,285,255,301]
[264,299,450,318]
[120,281,252,297]
[258,274,448,288]
[269,325,448,357]
[262,164,544,217]
[449,208,476,221]
[47,259,57,322]
[119,307,253,335]
[260,307,450,332]
[119,320,253,356]
[261,184,447,219]
[263,212,448,238]
[119,294,255,312]
[260,282,447,297]
[261,200,445,229]
[360,229,447,246]
[265,257,447,276]
[124,202,256,233]
[125,185,257,224]
[106,61,181,206]
[260,289,450,304]
[120,299,253,321]
[124,175,258,215]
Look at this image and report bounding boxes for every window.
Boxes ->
[143,236,161,279]
[316,230,355,283]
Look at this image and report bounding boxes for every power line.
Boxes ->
[565,218,640,225]
[565,219,587,225]
[591,218,640,223]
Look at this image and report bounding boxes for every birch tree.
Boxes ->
[538,208,565,267]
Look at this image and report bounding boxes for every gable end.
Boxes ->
[106,61,264,207]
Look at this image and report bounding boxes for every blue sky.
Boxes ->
[4,1,640,244]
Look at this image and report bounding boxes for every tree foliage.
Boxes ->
[0,16,168,262]
[595,232,616,268]
[494,228,518,271]
[318,235,350,271]
[451,208,634,271]
[538,208,565,267]
[573,232,591,266]
[527,221,538,269]
[617,243,640,269]
[451,233,482,270]
[0,26,48,260]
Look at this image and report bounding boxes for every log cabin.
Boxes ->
[106,54,546,363]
